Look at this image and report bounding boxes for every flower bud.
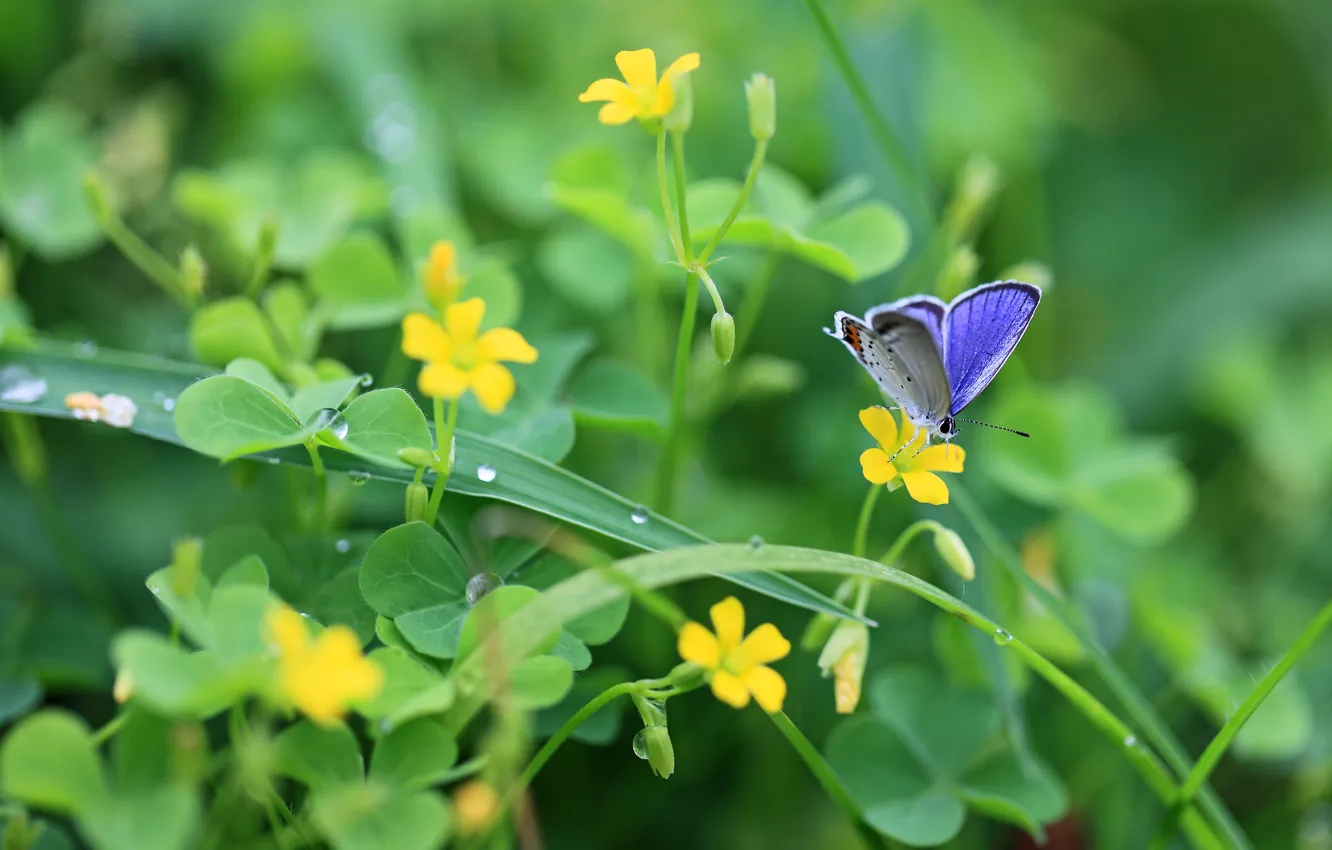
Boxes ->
[667,661,708,690]
[454,780,501,834]
[113,669,133,704]
[817,620,869,714]
[169,536,203,597]
[745,73,776,141]
[943,154,1000,241]
[179,245,207,297]
[643,724,675,779]
[404,481,430,523]
[423,241,464,308]
[933,526,975,581]
[663,72,694,134]
[397,447,435,468]
[711,311,735,365]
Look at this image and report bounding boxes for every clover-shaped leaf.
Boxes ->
[274,721,364,791]
[309,232,407,330]
[310,785,451,850]
[190,298,286,374]
[0,102,102,259]
[358,522,471,659]
[369,719,459,790]
[826,666,1067,846]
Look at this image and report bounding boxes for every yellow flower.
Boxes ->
[401,297,538,414]
[422,240,464,308]
[677,596,790,712]
[267,604,382,727]
[858,406,966,505]
[579,49,700,125]
[453,780,500,835]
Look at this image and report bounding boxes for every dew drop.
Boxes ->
[992,629,1013,646]
[359,373,374,388]
[632,729,649,759]
[311,408,349,440]
[335,539,352,554]
[0,365,48,403]
[475,464,497,483]
[76,339,99,357]
[1123,734,1137,748]
[630,505,650,525]
[347,470,371,486]
[264,456,281,465]
[466,572,503,605]
[748,535,765,551]
[163,397,175,411]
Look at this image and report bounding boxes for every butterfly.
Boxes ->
[826,280,1041,454]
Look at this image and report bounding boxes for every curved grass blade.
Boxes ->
[0,341,861,624]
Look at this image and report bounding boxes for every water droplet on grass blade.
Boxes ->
[0,365,47,403]
[475,464,497,483]
[630,505,650,525]
[347,470,371,486]
[312,408,349,440]
[335,539,351,554]
[466,572,503,605]
[359,373,374,388]
[992,629,1013,646]
[76,340,98,357]
[748,535,765,551]
[1123,734,1137,748]
[632,729,649,759]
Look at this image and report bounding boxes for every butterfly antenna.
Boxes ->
[957,418,1030,438]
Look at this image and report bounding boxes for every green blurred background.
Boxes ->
[3,0,1332,847]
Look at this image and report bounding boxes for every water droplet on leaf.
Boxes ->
[748,535,765,551]
[335,539,351,554]
[311,408,349,440]
[1123,734,1137,748]
[347,470,371,486]
[0,365,47,404]
[466,572,503,605]
[632,729,649,759]
[475,464,497,483]
[76,340,98,357]
[993,629,1012,646]
[359,373,374,388]
[630,505,650,525]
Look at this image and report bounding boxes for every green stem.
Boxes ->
[244,217,279,299]
[876,518,941,566]
[1153,599,1332,848]
[655,132,698,514]
[731,251,781,360]
[87,198,190,307]
[304,442,326,530]
[656,129,685,263]
[696,266,726,315]
[768,711,887,850]
[951,484,1248,850]
[851,485,882,559]
[696,137,768,265]
[91,712,128,746]
[803,0,930,223]
[425,398,459,525]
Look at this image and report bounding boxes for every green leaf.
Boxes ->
[456,586,558,660]
[336,389,432,469]
[218,555,269,590]
[174,375,314,461]
[311,786,450,850]
[359,522,471,659]
[2,343,861,626]
[313,569,378,647]
[207,585,273,662]
[265,282,319,362]
[958,754,1067,836]
[224,358,292,410]
[189,299,285,373]
[536,669,625,746]
[826,715,963,846]
[1072,448,1194,545]
[291,377,363,425]
[547,184,654,257]
[81,785,200,850]
[111,631,258,719]
[569,359,669,440]
[518,554,628,647]
[0,675,42,726]
[0,710,105,814]
[273,722,364,791]
[466,258,522,331]
[487,406,576,464]
[804,202,910,281]
[309,232,405,330]
[868,667,999,777]
[506,655,574,711]
[549,631,592,672]
[537,224,632,315]
[355,648,454,729]
[111,709,176,793]
[203,525,292,587]
[369,719,459,790]
[0,102,101,259]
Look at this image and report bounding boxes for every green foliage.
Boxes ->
[0,102,102,259]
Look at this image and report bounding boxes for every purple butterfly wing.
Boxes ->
[943,281,1041,415]
[865,295,947,353]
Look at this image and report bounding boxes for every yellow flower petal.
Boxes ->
[649,75,674,116]
[898,414,922,450]
[578,77,633,104]
[445,297,486,345]
[615,48,657,91]
[402,313,450,362]
[469,362,515,414]
[598,102,637,125]
[912,443,965,473]
[677,622,721,669]
[859,448,898,485]
[739,623,790,666]
[286,627,383,726]
[660,52,700,80]
[710,670,750,708]
[267,605,310,657]
[858,406,898,449]
[709,596,745,651]
[901,470,950,505]
[419,361,469,400]
[742,664,786,713]
[476,327,538,364]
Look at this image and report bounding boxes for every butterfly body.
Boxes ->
[826,280,1041,449]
